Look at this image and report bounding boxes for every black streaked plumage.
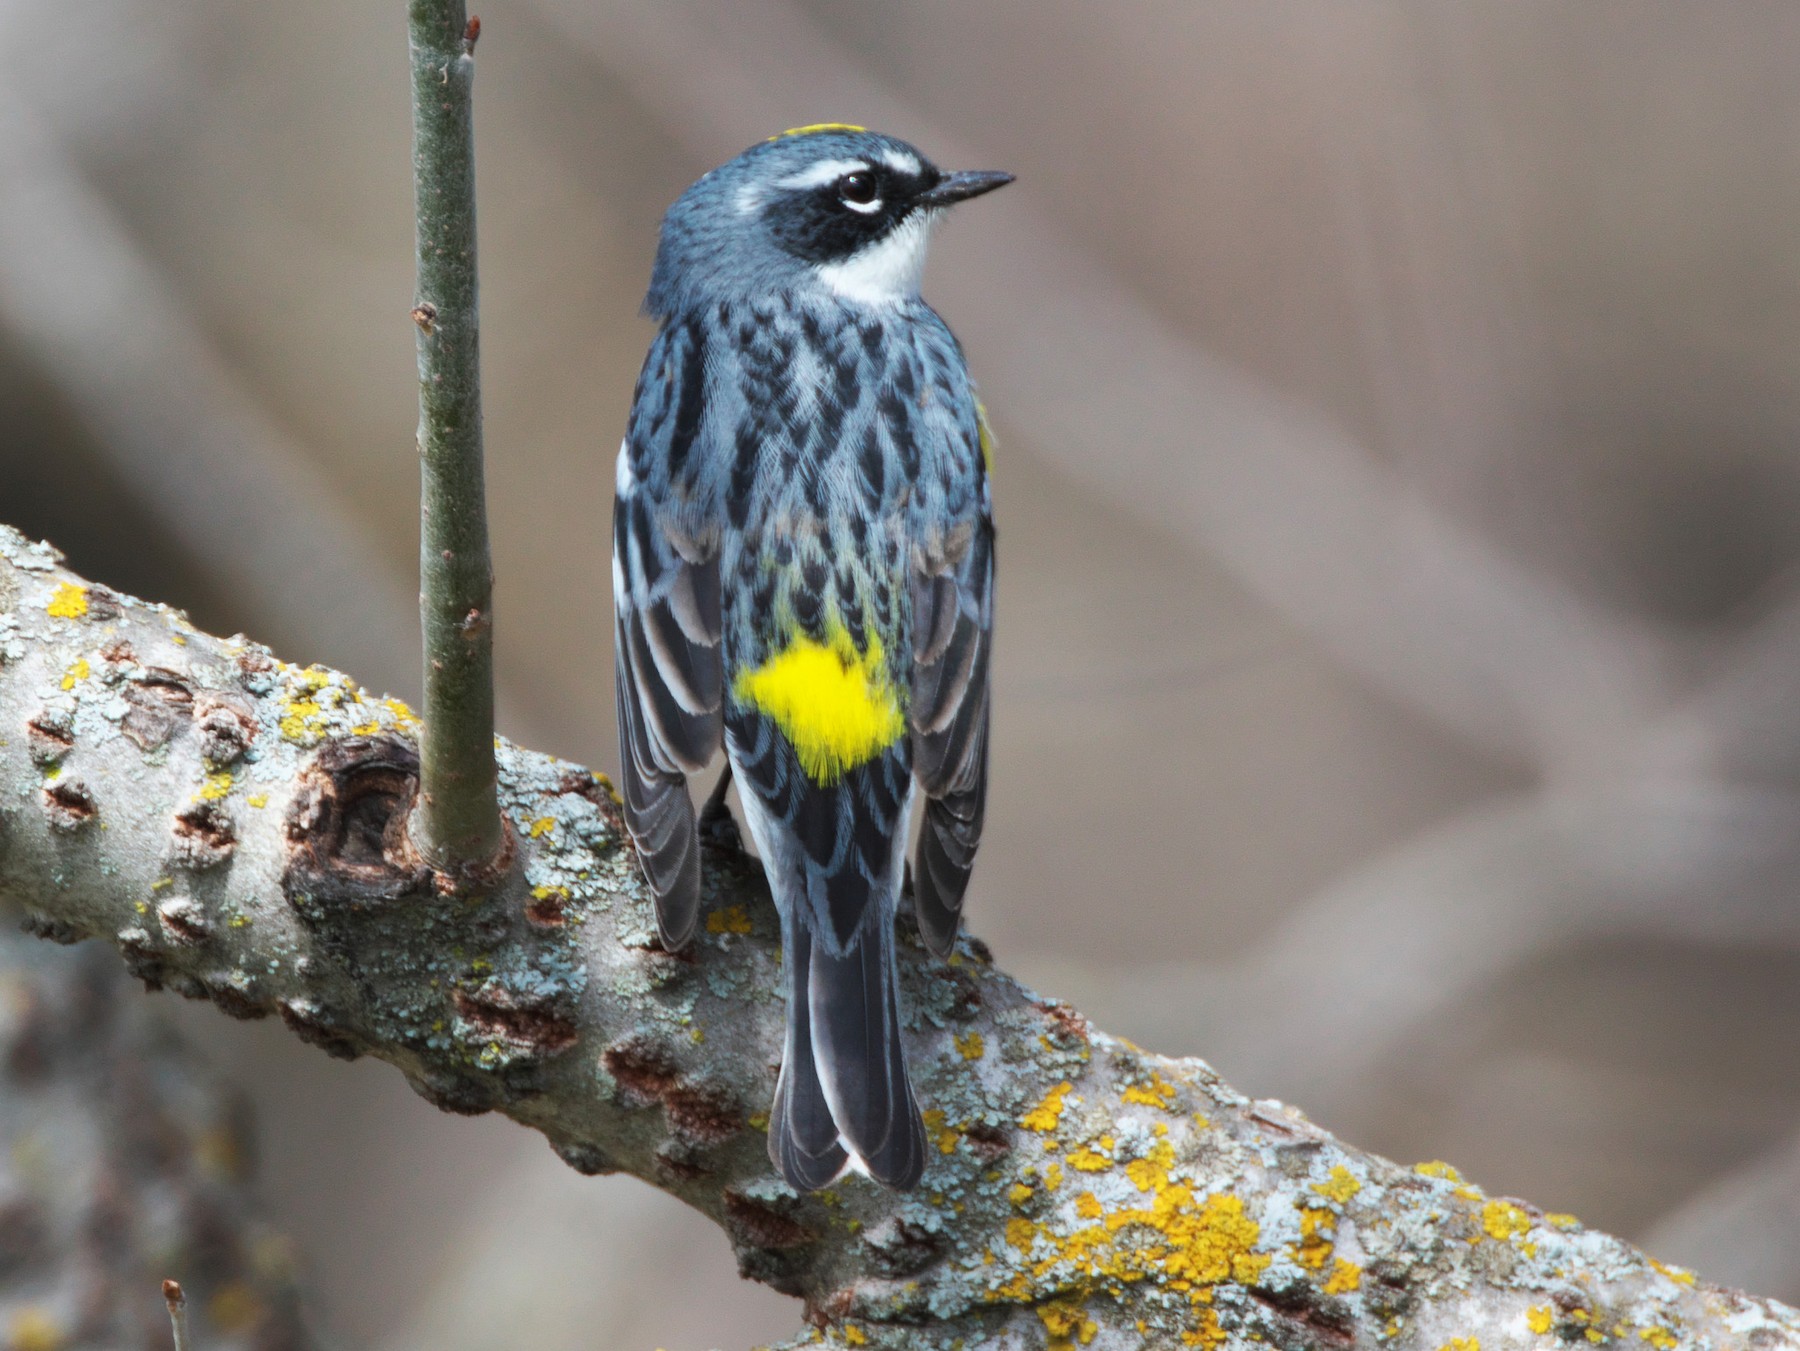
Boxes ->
[614,127,1008,1191]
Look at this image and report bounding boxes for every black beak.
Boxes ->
[916,169,1015,208]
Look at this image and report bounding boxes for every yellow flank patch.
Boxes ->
[770,122,867,140]
[976,400,998,474]
[733,626,904,784]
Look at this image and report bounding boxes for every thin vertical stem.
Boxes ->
[408,1,503,872]
[162,1281,190,1351]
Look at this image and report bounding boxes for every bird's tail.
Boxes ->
[769,908,925,1191]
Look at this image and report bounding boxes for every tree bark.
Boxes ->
[0,524,1793,1350]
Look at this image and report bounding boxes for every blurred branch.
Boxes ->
[1642,1130,1800,1303]
[0,900,314,1350]
[0,84,417,696]
[1045,783,1800,1115]
[3,529,1794,1349]
[408,2,503,874]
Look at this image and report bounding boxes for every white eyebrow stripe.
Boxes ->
[879,148,921,175]
[774,158,869,191]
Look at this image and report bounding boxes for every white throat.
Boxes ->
[815,209,939,306]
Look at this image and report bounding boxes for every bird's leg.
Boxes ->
[698,761,744,853]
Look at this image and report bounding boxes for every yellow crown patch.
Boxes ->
[769,122,867,142]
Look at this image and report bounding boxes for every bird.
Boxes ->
[612,126,1008,1190]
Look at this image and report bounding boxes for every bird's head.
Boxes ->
[645,125,1013,317]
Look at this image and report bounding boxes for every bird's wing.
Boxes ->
[909,498,995,959]
[612,323,724,950]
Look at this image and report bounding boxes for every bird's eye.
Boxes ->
[837,171,880,207]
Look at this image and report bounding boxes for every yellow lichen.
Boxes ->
[1312,1165,1362,1205]
[60,657,90,691]
[1527,1306,1554,1334]
[1067,1142,1113,1173]
[1648,1258,1694,1285]
[46,583,88,619]
[1126,1142,1176,1194]
[279,668,334,743]
[987,1115,1270,1348]
[922,1109,960,1155]
[706,904,753,935]
[1182,1306,1226,1349]
[528,816,556,838]
[1638,1328,1678,1349]
[209,1283,263,1334]
[7,1307,63,1351]
[1481,1200,1530,1243]
[1322,1258,1362,1294]
[1022,1082,1073,1132]
[199,770,234,801]
[1038,1298,1098,1348]
[1296,1208,1335,1270]
[383,696,421,728]
[1439,1341,1479,1351]
[955,1030,986,1060]
[9,1310,66,1351]
[1415,1160,1463,1182]
[1007,1182,1034,1207]
[1044,1163,1064,1190]
[247,794,269,809]
[841,1328,867,1347]
[1122,1072,1177,1109]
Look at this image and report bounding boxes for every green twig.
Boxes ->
[408,1,504,873]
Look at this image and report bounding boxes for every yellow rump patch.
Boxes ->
[769,122,867,141]
[733,624,904,784]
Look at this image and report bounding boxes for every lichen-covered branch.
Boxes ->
[0,527,1794,1351]
[408,0,503,874]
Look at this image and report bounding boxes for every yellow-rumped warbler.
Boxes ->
[612,126,1009,1190]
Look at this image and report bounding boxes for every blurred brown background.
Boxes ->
[2,2,1798,1346]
